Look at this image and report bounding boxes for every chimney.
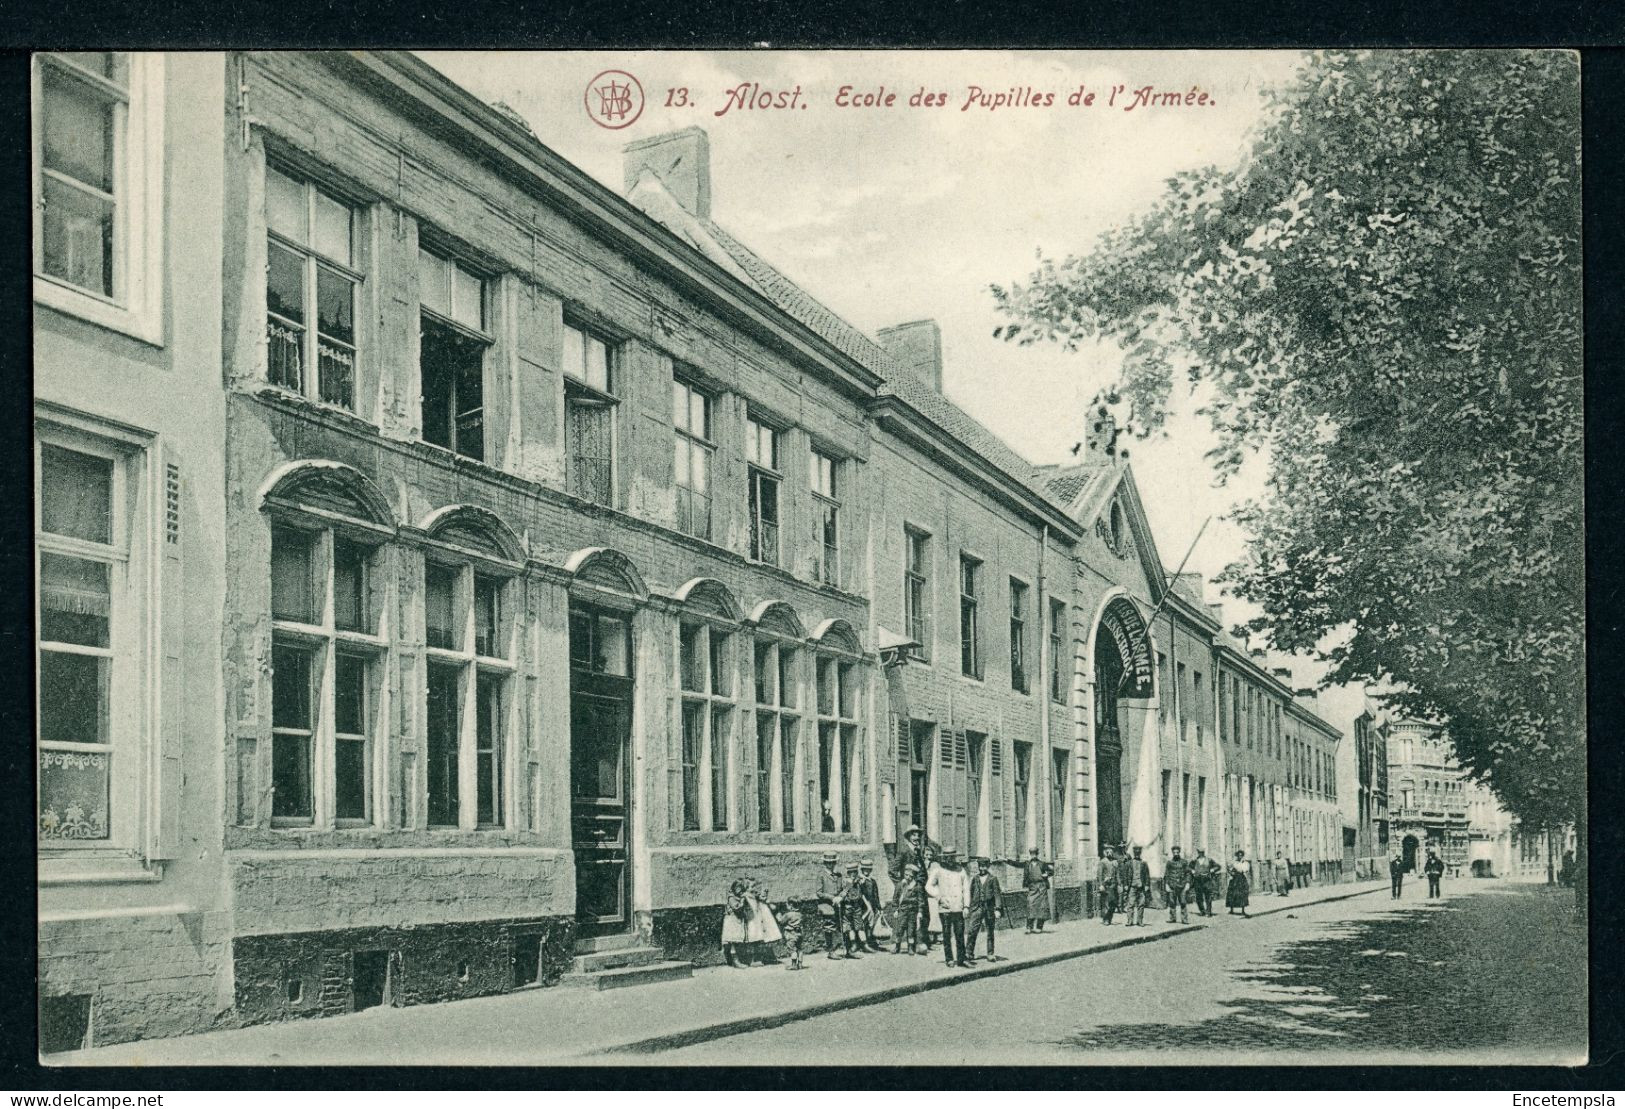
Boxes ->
[1206,603,1224,625]
[876,320,943,391]
[623,128,712,219]
[1085,407,1120,458]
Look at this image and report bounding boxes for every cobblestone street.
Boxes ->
[660,883,1586,1066]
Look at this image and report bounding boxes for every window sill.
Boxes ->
[35,275,164,348]
[39,853,163,886]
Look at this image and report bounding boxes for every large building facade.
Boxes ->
[34,50,1357,1049]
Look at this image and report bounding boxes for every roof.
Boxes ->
[699,218,1073,514]
[1039,463,1110,506]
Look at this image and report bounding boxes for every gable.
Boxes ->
[1077,465,1169,606]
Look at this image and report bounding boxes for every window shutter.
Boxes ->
[667,690,682,832]
[989,735,1004,858]
[152,452,185,859]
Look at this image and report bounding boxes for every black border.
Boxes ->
[0,13,1620,1091]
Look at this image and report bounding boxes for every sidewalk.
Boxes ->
[58,879,1388,1066]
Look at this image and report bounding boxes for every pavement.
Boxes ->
[56,878,1388,1066]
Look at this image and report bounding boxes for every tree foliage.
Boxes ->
[992,51,1583,825]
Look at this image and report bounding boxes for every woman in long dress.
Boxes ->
[743,879,783,950]
[1225,851,1252,917]
[722,878,750,966]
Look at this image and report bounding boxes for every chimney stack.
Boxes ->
[876,320,943,391]
[623,128,712,219]
[1086,407,1120,458]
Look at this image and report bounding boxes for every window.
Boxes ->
[33,53,163,342]
[908,723,933,834]
[678,621,734,832]
[37,438,130,846]
[746,417,781,566]
[811,450,840,586]
[816,656,862,834]
[564,322,617,505]
[267,166,359,410]
[959,555,981,678]
[1157,653,1168,724]
[419,249,488,460]
[672,378,713,540]
[1009,580,1029,693]
[904,528,931,659]
[1051,748,1070,858]
[422,560,513,829]
[754,639,800,831]
[268,525,385,826]
[1013,740,1033,851]
[1177,661,1188,741]
[1048,599,1066,703]
[966,732,985,854]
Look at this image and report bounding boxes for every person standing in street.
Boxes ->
[1125,845,1152,926]
[1225,850,1252,917]
[926,846,971,967]
[1163,846,1193,925]
[1273,850,1292,897]
[965,856,1003,964]
[1424,849,1445,898]
[1389,852,1405,900]
[816,851,846,959]
[857,858,883,951]
[840,862,867,959]
[1192,847,1221,917]
[890,862,923,955]
[1099,844,1121,925]
[893,824,936,952]
[1005,846,1054,933]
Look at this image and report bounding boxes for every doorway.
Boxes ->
[570,604,634,938]
[1402,833,1420,873]
[1093,625,1126,849]
[351,950,389,1011]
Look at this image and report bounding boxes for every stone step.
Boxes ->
[571,945,668,974]
[573,932,643,954]
[560,960,695,991]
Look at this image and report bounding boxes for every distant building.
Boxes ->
[1347,701,1391,877]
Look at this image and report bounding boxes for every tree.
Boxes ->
[991,51,1583,840]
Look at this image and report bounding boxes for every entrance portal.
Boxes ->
[1093,596,1153,853]
[1402,833,1420,873]
[570,604,634,937]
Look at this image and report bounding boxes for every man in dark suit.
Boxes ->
[1389,853,1405,899]
[1424,850,1445,898]
[965,856,1004,963]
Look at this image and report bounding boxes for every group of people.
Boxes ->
[1388,848,1448,899]
[1095,843,1296,923]
[722,824,1061,972]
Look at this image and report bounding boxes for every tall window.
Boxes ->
[816,656,862,834]
[267,166,358,410]
[33,53,162,341]
[811,450,840,586]
[1051,748,1070,858]
[754,639,800,831]
[1009,580,1029,693]
[746,417,781,566]
[422,562,512,828]
[904,528,931,659]
[1012,740,1033,852]
[269,526,386,826]
[908,722,932,833]
[36,435,135,846]
[1157,652,1168,724]
[959,554,981,678]
[564,322,618,505]
[672,378,713,540]
[966,732,986,854]
[1048,599,1067,703]
[679,621,734,832]
[1176,661,1188,741]
[419,248,487,460]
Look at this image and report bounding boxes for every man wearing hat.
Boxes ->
[1125,844,1152,926]
[815,852,846,959]
[840,862,867,958]
[965,856,1004,963]
[857,858,884,952]
[1002,846,1055,933]
[925,846,971,967]
[892,824,936,952]
[1163,845,1193,925]
[1098,843,1121,925]
[1191,847,1222,917]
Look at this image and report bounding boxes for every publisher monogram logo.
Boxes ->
[585,70,644,130]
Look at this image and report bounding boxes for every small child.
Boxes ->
[776,900,804,971]
[892,862,922,955]
[722,878,750,967]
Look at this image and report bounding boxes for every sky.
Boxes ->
[421,50,1366,733]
